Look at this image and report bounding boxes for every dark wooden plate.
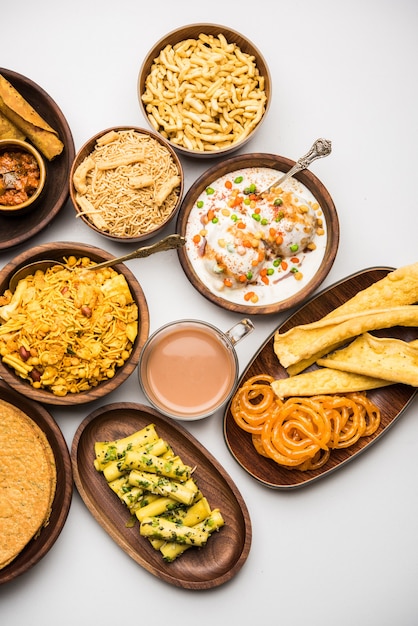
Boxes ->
[223,267,418,489]
[0,380,73,585]
[0,242,150,405]
[71,402,252,589]
[0,68,75,250]
[177,153,339,315]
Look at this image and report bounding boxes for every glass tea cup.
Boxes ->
[138,318,254,421]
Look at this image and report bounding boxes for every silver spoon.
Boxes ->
[258,138,332,195]
[8,233,186,292]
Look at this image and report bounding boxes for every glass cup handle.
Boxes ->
[225,318,254,346]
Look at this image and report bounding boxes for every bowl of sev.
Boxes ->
[69,126,184,242]
[0,241,150,405]
[138,24,271,158]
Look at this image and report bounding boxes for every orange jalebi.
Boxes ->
[230,375,381,471]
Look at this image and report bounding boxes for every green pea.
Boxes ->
[212,217,219,224]
[234,175,244,184]
[244,184,256,195]
[252,213,261,221]
[197,200,204,208]
[267,268,274,276]
[290,244,299,253]
[274,197,283,206]
[206,187,215,195]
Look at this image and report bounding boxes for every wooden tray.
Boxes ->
[71,402,252,589]
[223,267,418,488]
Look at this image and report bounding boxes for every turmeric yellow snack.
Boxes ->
[0,257,138,396]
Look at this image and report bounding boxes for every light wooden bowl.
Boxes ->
[138,24,271,158]
[0,242,150,405]
[0,139,46,214]
[69,126,184,243]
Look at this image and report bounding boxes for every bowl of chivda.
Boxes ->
[69,126,184,243]
[0,241,150,405]
[138,24,271,158]
[0,139,46,214]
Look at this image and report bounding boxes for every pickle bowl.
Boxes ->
[0,138,47,215]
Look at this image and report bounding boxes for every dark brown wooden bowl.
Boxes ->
[0,242,150,405]
[69,126,184,243]
[72,401,252,589]
[0,380,72,584]
[177,153,339,315]
[0,68,75,250]
[137,24,271,158]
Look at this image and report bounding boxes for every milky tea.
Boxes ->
[139,319,253,420]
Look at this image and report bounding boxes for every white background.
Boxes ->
[1,1,418,624]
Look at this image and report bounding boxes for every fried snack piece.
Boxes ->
[271,368,392,399]
[0,399,56,569]
[274,262,418,374]
[317,335,418,386]
[0,74,63,160]
[0,110,26,140]
[274,305,418,373]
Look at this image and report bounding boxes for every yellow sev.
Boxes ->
[0,257,138,396]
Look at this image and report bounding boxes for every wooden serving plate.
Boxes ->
[0,68,75,250]
[223,267,418,488]
[0,380,73,585]
[177,153,339,315]
[71,402,252,589]
[0,241,150,405]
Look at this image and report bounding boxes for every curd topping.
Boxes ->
[185,167,327,306]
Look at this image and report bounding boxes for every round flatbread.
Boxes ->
[0,398,56,569]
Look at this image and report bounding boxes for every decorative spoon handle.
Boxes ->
[259,138,332,194]
[90,234,186,270]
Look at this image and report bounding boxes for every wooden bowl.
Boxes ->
[0,242,150,405]
[0,68,75,250]
[0,139,46,214]
[176,152,339,315]
[69,126,184,243]
[138,24,271,158]
[0,380,72,584]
